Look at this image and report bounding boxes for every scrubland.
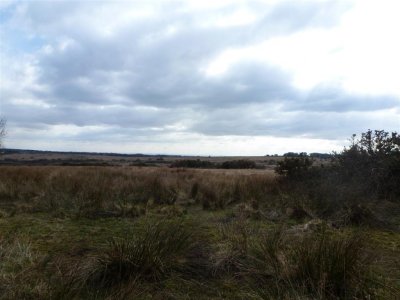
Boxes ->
[0,130,399,299]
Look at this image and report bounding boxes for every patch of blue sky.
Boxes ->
[0,1,16,23]
[2,29,47,54]
[1,1,46,54]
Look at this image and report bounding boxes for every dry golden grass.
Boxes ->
[0,166,277,218]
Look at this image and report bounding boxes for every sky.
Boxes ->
[0,0,399,155]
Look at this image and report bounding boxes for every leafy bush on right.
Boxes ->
[274,130,400,223]
[336,130,400,200]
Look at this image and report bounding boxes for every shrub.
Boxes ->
[274,130,400,222]
[336,130,400,200]
[275,155,313,179]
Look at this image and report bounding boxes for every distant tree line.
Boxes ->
[283,152,332,158]
[170,159,257,169]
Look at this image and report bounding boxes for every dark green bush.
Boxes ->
[336,130,400,200]
[275,155,313,179]
[220,159,257,169]
[275,130,400,222]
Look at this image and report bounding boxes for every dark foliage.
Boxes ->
[170,159,258,169]
[275,155,313,179]
[309,152,333,159]
[275,130,400,223]
[220,159,257,169]
[336,129,400,200]
[170,159,215,168]
[283,152,308,157]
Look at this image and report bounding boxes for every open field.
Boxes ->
[0,149,285,169]
[0,165,399,299]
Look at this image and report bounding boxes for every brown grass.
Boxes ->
[0,166,276,217]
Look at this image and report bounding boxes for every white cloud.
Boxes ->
[204,0,400,98]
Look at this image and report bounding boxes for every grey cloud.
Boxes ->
[3,100,181,130]
[294,86,400,112]
[25,0,349,109]
[1,0,399,147]
[190,106,397,140]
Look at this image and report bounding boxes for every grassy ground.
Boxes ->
[0,166,399,299]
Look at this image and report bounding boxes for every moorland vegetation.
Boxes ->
[0,130,399,299]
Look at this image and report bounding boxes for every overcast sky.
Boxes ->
[1,0,399,155]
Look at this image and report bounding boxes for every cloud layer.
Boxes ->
[1,0,399,154]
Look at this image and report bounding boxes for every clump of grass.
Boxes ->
[92,221,193,285]
[242,229,382,299]
[239,228,289,298]
[292,231,373,299]
[61,219,209,294]
[212,217,256,276]
[198,184,220,210]
[0,237,49,299]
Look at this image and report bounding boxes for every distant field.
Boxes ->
[0,149,286,169]
[0,149,331,171]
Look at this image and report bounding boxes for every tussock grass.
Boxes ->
[49,218,211,298]
[242,228,384,299]
[0,237,50,299]
[90,220,196,284]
